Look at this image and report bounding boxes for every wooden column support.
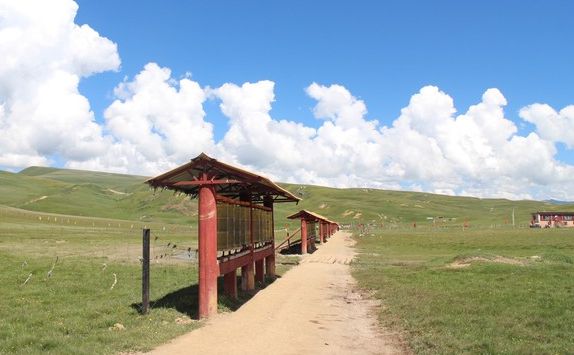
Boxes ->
[301,219,308,255]
[255,259,265,283]
[265,254,275,279]
[223,270,238,299]
[241,264,255,291]
[310,228,316,250]
[198,184,218,319]
[263,195,275,280]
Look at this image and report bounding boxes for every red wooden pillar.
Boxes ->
[223,270,237,299]
[240,192,255,291]
[264,196,276,279]
[310,224,316,250]
[319,222,324,243]
[301,219,308,254]
[241,264,255,291]
[198,184,218,319]
[265,254,275,279]
[255,259,265,283]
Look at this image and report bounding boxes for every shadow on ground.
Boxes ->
[131,275,281,319]
[279,240,318,255]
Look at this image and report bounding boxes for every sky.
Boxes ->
[1,0,574,200]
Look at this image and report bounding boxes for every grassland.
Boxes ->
[2,165,574,354]
[1,168,197,225]
[353,226,574,354]
[1,253,200,354]
[0,204,197,354]
[0,206,295,354]
[4,165,574,231]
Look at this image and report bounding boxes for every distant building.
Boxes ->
[531,212,574,228]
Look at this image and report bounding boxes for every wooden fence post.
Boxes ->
[142,228,150,314]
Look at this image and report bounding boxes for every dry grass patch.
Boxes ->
[448,255,527,268]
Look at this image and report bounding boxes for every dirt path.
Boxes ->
[148,231,407,355]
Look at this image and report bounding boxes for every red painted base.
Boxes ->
[223,270,238,299]
[265,254,275,279]
[241,263,255,291]
[255,259,264,283]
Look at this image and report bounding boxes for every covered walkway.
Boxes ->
[148,231,404,355]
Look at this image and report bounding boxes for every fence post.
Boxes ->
[301,219,308,254]
[142,228,150,314]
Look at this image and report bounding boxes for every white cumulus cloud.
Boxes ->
[209,81,390,188]
[67,63,214,175]
[379,86,574,199]
[0,0,119,169]
[1,0,574,200]
[209,81,574,200]
[72,75,573,200]
[209,80,316,175]
[520,103,574,148]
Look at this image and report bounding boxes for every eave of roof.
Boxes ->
[286,209,337,224]
[145,153,300,203]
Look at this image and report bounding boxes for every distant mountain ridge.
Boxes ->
[544,199,574,206]
[1,166,573,227]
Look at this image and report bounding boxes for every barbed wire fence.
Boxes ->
[2,206,200,314]
[2,205,535,294]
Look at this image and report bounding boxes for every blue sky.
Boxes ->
[1,0,574,200]
[75,0,574,147]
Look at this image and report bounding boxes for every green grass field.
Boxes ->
[0,253,200,354]
[0,206,295,354]
[0,206,199,354]
[2,165,574,354]
[4,165,574,230]
[352,227,574,354]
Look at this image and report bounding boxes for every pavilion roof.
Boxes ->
[287,209,337,224]
[146,153,300,204]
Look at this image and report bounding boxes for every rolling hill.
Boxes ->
[1,167,195,224]
[1,166,572,228]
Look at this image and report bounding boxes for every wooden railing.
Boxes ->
[275,227,301,251]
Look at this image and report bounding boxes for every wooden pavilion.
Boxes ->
[146,153,299,318]
[287,209,339,254]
